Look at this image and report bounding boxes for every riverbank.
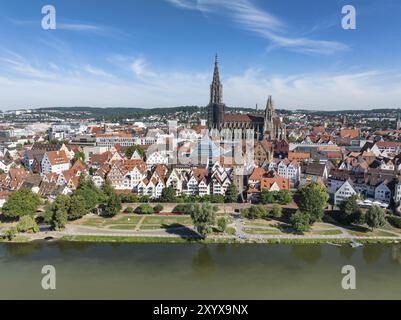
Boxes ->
[61,235,401,245]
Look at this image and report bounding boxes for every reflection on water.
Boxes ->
[291,245,322,265]
[363,246,384,264]
[1,242,401,299]
[192,246,216,278]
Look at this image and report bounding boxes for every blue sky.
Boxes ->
[0,0,401,110]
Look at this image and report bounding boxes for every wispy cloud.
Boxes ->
[0,50,400,110]
[165,0,349,55]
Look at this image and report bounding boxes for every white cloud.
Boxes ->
[0,51,400,110]
[165,0,349,55]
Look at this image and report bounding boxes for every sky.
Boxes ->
[0,0,401,111]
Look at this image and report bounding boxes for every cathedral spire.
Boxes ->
[210,54,223,104]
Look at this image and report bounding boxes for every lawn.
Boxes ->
[308,230,343,236]
[243,227,282,235]
[348,229,397,237]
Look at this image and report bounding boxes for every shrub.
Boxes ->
[270,205,283,219]
[217,217,228,232]
[137,204,154,215]
[154,204,164,213]
[17,216,39,233]
[126,207,134,214]
[387,215,401,229]
[4,227,18,241]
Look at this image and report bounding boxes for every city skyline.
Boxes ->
[1,0,401,110]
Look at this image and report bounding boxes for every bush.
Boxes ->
[137,204,154,215]
[17,216,39,233]
[242,205,267,220]
[126,207,134,214]
[270,205,283,218]
[3,227,18,241]
[173,204,191,214]
[387,215,401,229]
[154,204,164,213]
[290,211,310,233]
[217,217,228,232]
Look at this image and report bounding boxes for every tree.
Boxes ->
[125,145,145,159]
[295,183,329,224]
[241,205,267,220]
[68,195,87,220]
[105,193,122,217]
[74,176,104,211]
[160,187,177,203]
[276,190,292,205]
[260,190,274,204]
[190,203,217,237]
[154,204,164,213]
[3,227,18,241]
[339,195,364,224]
[137,204,154,215]
[102,178,114,198]
[225,183,238,203]
[72,151,85,163]
[270,205,283,219]
[217,217,228,232]
[366,205,386,231]
[17,216,39,233]
[2,188,41,219]
[46,195,70,230]
[290,211,310,233]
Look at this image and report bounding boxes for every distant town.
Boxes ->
[1,58,401,243]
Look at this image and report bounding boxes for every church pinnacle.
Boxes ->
[210,54,223,104]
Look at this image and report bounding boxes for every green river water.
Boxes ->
[1,242,401,299]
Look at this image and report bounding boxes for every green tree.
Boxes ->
[68,195,87,220]
[275,190,292,205]
[270,205,283,218]
[74,176,104,211]
[47,195,70,230]
[295,182,329,224]
[160,187,177,203]
[217,217,228,232]
[339,195,364,224]
[366,205,386,231]
[125,145,145,159]
[242,205,267,220]
[105,193,122,217]
[2,188,41,219]
[17,216,39,233]
[190,203,217,237]
[72,151,85,163]
[225,183,239,203]
[290,211,311,233]
[3,227,18,241]
[102,178,114,198]
[260,190,274,204]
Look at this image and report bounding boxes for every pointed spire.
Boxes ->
[210,54,223,104]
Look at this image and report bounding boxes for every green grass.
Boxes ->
[61,235,237,244]
[108,225,136,230]
[308,230,343,236]
[142,216,192,226]
[348,230,396,237]
[243,227,282,235]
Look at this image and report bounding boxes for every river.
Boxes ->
[1,242,401,299]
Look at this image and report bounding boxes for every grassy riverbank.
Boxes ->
[60,235,401,245]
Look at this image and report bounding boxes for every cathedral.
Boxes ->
[207,56,286,141]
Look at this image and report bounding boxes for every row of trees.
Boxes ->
[43,177,122,230]
[241,205,283,220]
[259,189,292,205]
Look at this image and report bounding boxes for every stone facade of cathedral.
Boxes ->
[207,56,286,141]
